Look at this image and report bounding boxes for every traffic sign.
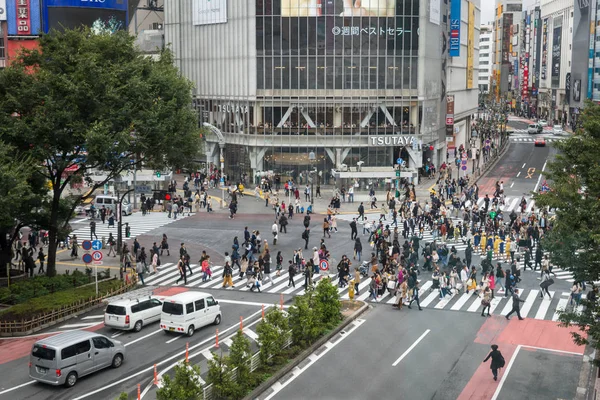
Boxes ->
[91,240,102,251]
[93,261,103,265]
[82,253,93,264]
[92,251,103,262]
[396,158,403,165]
[395,170,400,177]
[446,117,454,125]
[81,240,92,251]
[461,166,467,171]
[319,260,329,271]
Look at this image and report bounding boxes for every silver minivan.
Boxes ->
[29,331,125,387]
[104,296,163,332]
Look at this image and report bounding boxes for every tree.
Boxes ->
[534,100,600,362]
[156,361,203,400]
[256,308,290,365]
[228,329,252,392]
[314,277,342,328]
[206,352,234,400]
[288,288,324,347]
[0,27,201,276]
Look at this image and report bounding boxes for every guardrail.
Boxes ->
[0,279,136,337]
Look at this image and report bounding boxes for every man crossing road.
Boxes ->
[506,288,525,320]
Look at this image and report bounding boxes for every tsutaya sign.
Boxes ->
[369,136,417,146]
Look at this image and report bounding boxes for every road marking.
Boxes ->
[522,163,526,168]
[201,349,214,360]
[216,299,290,308]
[526,168,536,179]
[450,292,473,310]
[124,329,162,347]
[533,173,543,193]
[553,297,569,321]
[516,172,521,178]
[521,344,584,356]
[534,292,554,320]
[392,329,431,366]
[0,380,36,395]
[262,319,366,400]
[520,289,539,317]
[73,219,89,224]
[542,161,547,172]
[500,289,522,315]
[165,335,182,344]
[510,182,514,188]
[81,315,104,320]
[111,332,124,338]
[491,345,521,400]
[58,323,98,329]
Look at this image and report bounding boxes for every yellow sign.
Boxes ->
[467,1,475,89]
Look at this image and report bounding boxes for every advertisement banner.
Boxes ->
[430,0,441,25]
[193,0,227,26]
[446,95,454,136]
[7,0,40,35]
[541,18,548,80]
[571,0,591,106]
[42,0,128,33]
[574,78,582,102]
[565,73,571,104]
[522,64,529,101]
[589,0,597,100]
[0,0,6,21]
[551,16,562,87]
[449,0,461,57]
[466,1,474,88]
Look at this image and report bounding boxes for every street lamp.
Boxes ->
[308,151,316,205]
[116,188,134,256]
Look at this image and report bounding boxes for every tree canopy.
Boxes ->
[0,27,202,276]
[534,100,600,358]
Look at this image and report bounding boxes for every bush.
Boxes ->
[156,361,203,400]
[0,279,125,321]
[116,393,129,400]
[314,277,342,328]
[206,352,234,400]
[229,329,252,394]
[256,308,290,365]
[288,287,324,347]
[0,270,94,305]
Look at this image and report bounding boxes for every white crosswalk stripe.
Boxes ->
[70,212,195,242]
[510,137,565,143]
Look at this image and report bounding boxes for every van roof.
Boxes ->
[107,295,160,307]
[35,331,98,348]
[164,291,212,303]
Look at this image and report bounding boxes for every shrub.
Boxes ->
[0,279,125,321]
[0,270,93,305]
[156,361,203,400]
[116,393,129,400]
[206,352,234,400]
[314,277,342,328]
[256,307,290,365]
[288,287,324,347]
[229,329,252,394]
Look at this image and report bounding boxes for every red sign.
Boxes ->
[16,0,31,36]
[522,65,529,100]
[446,117,454,125]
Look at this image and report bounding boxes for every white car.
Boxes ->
[538,119,548,127]
[104,296,163,332]
[553,125,563,135]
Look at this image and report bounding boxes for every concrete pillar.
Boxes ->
[254,104,263,126]
[335,148,342,168]
[410,105,418,127]
[249,147,267,182]
[334,109,342,127]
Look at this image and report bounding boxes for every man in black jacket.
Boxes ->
[350,218,358,240]
[302,228,310,250]
[505,288,525,320]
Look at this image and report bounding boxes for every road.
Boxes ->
[265,305,588,400]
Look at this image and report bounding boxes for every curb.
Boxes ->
[243,301,370,400]
[472,139,510,185]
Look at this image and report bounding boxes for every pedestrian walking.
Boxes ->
[302,228,310,250]
[505,288,525,320]
[322,218,331,238]
[481,286,492,317]
[539,268,553,299]
[70,235,79,258]
[350,218,358,240]
[222,263,234,288]
[176,255,187,285]
[37,248,45,274]
[408,280,423,310]
[161,234,170,256]
[288,260,296,287]
[151,249,159,274]
[90,220,98,240]
[136,261,145,285]
[353,238,362,261]
[483,344,505,381]
[262,251,273,286]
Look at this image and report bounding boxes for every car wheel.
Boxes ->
[112,353,124,368]
[65,372,78,388]
[214,314,221,325]
[133,320,143,332]
[187,325,195,337]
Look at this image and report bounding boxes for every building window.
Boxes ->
[480,61,489,65]
[506,4,522,12]
[481,37,490,42]
[480,45,489,49]
[0,37,4,59]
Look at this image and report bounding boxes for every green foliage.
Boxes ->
[314,277,342,328]
[156,361,203,400]
[206,352,235,400]
[288,288,324,347]
[256,308,290,365]
[228,329,252,393]
[116,393,129,400]
[534,100,600,362]
[0,27,201,276]
[0,279,124,321]
[0,270,92,304]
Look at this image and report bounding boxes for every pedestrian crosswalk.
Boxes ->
[510,137,564,143]
[142,264,579,321]
[70,212,195,242]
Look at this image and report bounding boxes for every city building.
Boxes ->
[165,0,480,187]
[0,0,6,68]
[537,0,573,124]
[492,0,523,106]
[478,24,493,93]
[130,0,165,56]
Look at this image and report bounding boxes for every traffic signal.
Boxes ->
[164,193,172,201]
[156,171,161,178]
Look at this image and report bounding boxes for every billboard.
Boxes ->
[430,0,440,25]
[42,0,128,33]
[281,0,395,17]
[446,94,454,136]
[449,0,460,57]
[0,0,6,21]
[541,18,548,80]
[193,0,227,25]
[571,0,589,106]
[7,0,41,35]
[466,1,474,88]
[551,16,562,87]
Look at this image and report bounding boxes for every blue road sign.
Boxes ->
[396,158,403,165]
[81,240,92,251]
[91,240,102,251]
[82,253,93,264]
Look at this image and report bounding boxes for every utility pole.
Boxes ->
[117,189,134,256]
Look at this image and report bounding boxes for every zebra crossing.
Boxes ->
[141,264,578,321]
[70,211,195,242]
[510,137,564,143]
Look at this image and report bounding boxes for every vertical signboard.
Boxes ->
[541,18,548,80]
[446,95,455,136]
[449,0,461,57]
[430,0,441,25]
[534,7,542,97]
[571,0,590,106]
[565,73,571,105]
[589,0,597,100]
[466,1,474,88]
[7,0,39,35]
[551,16,562,88]
[523,64,529,101]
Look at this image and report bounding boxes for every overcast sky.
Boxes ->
[481,0,536,26]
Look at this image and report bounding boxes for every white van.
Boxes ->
[104,296,163,332]
[92,195,133,216]
[160,292,221,337]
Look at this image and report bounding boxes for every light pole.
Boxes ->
[308,151,316,205]
[116,188,134,256]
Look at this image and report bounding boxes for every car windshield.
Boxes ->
[32,345,56,360]
[162,302,184,315]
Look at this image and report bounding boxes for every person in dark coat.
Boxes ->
[483,344,505,381]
